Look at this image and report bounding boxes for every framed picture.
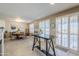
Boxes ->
[11,26,16,30]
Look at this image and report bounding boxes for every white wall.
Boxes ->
[0,20,28,32]
[0,20,5,28]
[5,20,27,32]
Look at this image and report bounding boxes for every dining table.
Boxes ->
[12,32,24,39]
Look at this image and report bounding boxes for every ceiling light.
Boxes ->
[50,3,55,5]
[15,17,25,22]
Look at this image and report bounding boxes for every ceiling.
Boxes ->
[0,3,79,23]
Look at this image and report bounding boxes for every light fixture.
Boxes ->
[8,17,29,23]
[49,3,55,5]
[15,17,25,22]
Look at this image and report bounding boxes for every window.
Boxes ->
[62,34,68,47]
[56,34,62,45]
[39,21,45,37]
[62,17,68,33]
[56,17,62,45]
[61,17,68,47]
[56,13,79,51]
[45,20,50,37]
[29,23,34,34]
[39,20,50,38]
[70,15,78,50]
[56,17,68,47]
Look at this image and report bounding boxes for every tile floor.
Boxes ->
[4,36,77,56]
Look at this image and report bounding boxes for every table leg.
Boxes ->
[32,37,36,50]
[39,38,41,50]
[51,39,56,56]
[46,40,48,56]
